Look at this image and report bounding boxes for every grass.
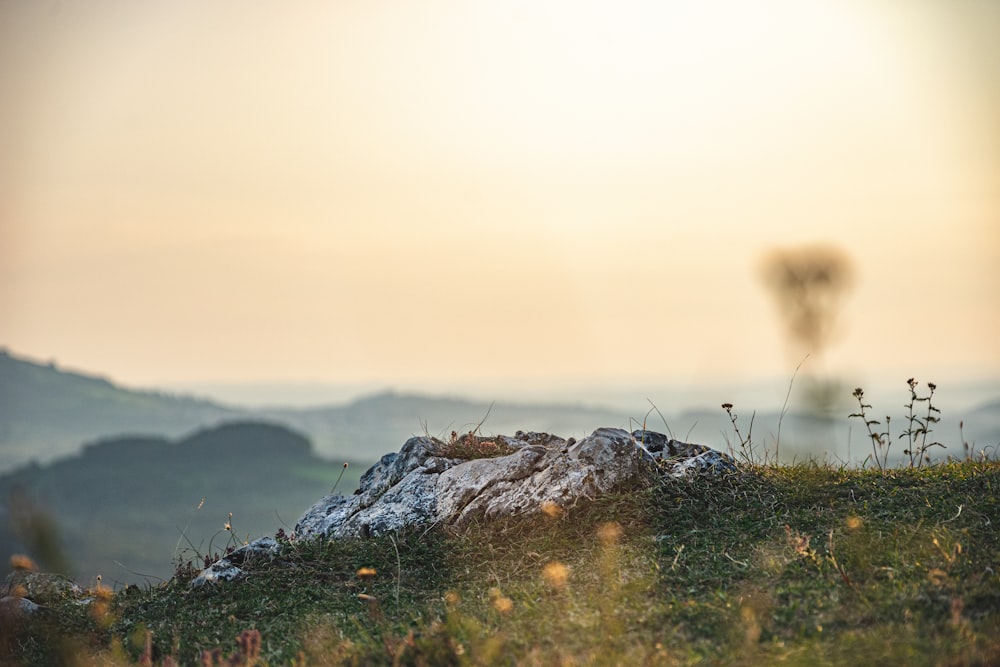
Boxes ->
[3,455,999,666]
[430,430,519,461]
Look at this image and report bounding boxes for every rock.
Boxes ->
[631,430,738,477]
[189,428,734,585]
[190,537,280,587]
[294,428,735,541]
[0,571,91,622]
[2,570,84,604]
[0,595,44,618]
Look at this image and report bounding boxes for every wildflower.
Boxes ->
[927,568,948,586]
[488,586,513,613]
[721,403,734,410]
[950,597,965,627]
[236,629,261,662]
[542,561,569,591]
[9,554,37,572]
[541,501,563,519]
[90,575,113,626]
[597,522,622,546]
[845,516,862,531]
[444,590,460,606]
[493,596,513,614]
[356,567,377,580]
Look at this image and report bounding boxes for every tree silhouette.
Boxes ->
[759,244,854,362]
[759,244,854,419]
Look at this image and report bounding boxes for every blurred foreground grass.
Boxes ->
[3,459,999,666]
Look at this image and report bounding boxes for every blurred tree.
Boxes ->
[759,244,854,418]
[759,244,854,361]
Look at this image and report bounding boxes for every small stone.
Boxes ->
[0,595,44,617]
[189,537,280,587]
[2,571,83,604]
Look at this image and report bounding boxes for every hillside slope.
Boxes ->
[0,421,356,582]
[4,460,999,666]
[0,349,240,471]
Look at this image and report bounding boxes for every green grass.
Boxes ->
[4,459,1000,666]
[0,424,356,583]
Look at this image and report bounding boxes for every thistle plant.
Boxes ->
[721,403,756,464]
[850,387,891,471]
[901,378,943,467]
[850,379,943,470]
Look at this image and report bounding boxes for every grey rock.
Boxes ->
[2,571,84,604]
[190,537,280,587]
[666,450,738,477]
[191,428,734,586]
[630,429,738,477]
[0,595,44,617]
[0,570,90,622]
[294,427,735,540]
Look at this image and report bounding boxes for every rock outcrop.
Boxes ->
[191,428,734,586]
[295,428,735,541]
[1,570,86,619]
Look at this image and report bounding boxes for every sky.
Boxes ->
[1,0,998,406]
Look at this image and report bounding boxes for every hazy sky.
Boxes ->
[1,0,998,399]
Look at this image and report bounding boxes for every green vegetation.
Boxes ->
[0,349,240,471]
[0,423,362,582]
[3,457,998,666]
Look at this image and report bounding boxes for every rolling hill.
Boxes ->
[0,421,357,582]
[0,348,639,473]
[0,349,240,472]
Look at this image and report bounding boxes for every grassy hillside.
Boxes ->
[3,459,998,666]
[0,422,360,582]
[0,349,240,472]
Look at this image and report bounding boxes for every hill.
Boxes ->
[0,349,643,472]
[265,390,636,464]
[0,422,357,582]
[0,349,240,472]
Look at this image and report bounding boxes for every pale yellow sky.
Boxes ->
[1,0,998,396]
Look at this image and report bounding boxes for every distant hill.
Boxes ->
[0,349,241,472]
[265,391,637,465]
[2,345,997,484]
[0,421,358,582]
[0,348,642,473]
